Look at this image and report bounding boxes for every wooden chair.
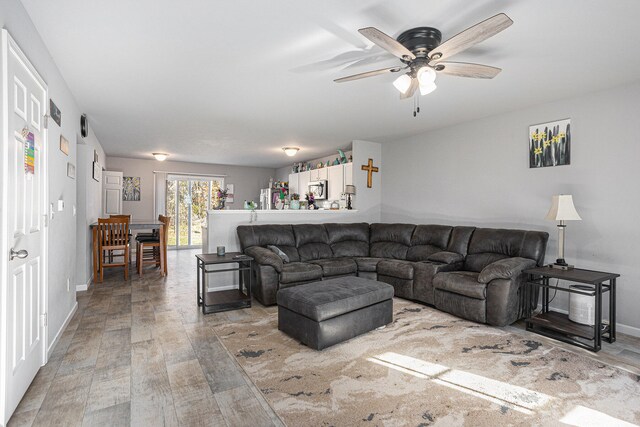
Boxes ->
[136,215,170,276]
[96,217,131,282]
[109,214,132,265]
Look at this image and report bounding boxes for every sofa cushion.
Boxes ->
[464,228,549,272]
[292,224,333,261]
[427,251,465,264]
[353,257,383,272]
[433,271,486,300]
[309,258,357,277]
[377,259,415,280]
[237,224,300,262]
[407,225,453,261]
[276,276,394,322]
[244,246,284,272]
[370,223,415,259]
[326,223,370,257]
[477,257,536,284]
[446,226,476,255]
[279,262,323,284]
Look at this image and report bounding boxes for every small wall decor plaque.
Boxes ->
[60,135,69,155]
[93,161,101,182]
[23,130,35,175]
[49,99,61,126]
[67,162,76,179]
[529,118,571,168]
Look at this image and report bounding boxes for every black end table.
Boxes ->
[195,252,253,314]
[523,266,619,352]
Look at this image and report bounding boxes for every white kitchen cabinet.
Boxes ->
[288,173,299,195]
[344,163,353,187]
[297,170,311,197]
[327,165,344,200]
[309,168,328,181]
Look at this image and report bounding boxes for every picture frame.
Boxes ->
[529,118,571,168]
[94,149,99,163]
[59,135,69,156]
[93,161,101,182]
[122,177,141,201]
[49,99,61,127]
[67,162,75,179]
[226,184,234,203]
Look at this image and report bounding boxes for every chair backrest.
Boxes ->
[159,215,171,241]
[97,217,130,248]
[110,214,131,220]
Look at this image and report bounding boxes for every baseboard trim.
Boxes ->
[76,275,93,292]
[47,301,77,359]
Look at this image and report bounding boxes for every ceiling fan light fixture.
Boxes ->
[282,147,300,157]
[152,152,169,161]
[417,67,437,85]
[392,74,413,94]
[419,81,437,96]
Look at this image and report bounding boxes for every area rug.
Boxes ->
[213,299,640,426]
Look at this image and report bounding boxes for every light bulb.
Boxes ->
[419,81,437,96]
[282,147,299,157]
[393,74,412,94]
[152,153,168,161]
[417,67,436,85]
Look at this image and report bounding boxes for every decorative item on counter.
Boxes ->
[244,200,257,210]
[217,246,226,256]
[290,193,300,210]
[216,188,228,209]
[332,158,340,166]
[326,160,331,167]
[317,162,324,169]
[306,192,318,210]
[226,184,234,203]
[330,200,340,210]
[345,185,356,210]
[348,154,353,163]
[338,149,348,164]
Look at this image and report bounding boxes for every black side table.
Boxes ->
[195,252,253,314]
[523,266,619,352]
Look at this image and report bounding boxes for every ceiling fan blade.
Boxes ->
[400,78,418,99]
[434,61,501,79]
[429,13,513,62]
[334,66,402,83]
[358,27,416,61]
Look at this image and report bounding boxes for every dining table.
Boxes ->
[90,219,167,279]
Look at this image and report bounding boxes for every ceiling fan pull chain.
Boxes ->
[413,96,417,117]
[417,96,421,114]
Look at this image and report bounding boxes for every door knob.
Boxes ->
[10,248,28,260]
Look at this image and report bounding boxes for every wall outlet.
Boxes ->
[67,277,70,292]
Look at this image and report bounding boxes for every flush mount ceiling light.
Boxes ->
[152,152,169,161]
[282,147,300,157]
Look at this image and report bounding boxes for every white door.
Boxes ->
[102,171,123,216]
[1,30,48,425]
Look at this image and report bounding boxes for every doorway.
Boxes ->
[165,175,223,249]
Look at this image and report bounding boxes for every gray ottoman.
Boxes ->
[276,276,394,350]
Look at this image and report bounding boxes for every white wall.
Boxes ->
[75,133,105,290]
[381,81,640,336]
[0,0,106,348]
[106,157,276,218]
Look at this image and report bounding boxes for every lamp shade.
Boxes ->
[545,195,582,221]
[345,185,356,195]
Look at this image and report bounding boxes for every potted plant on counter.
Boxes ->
[290,193,300,210]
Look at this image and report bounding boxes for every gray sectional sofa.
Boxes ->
[237,223,548,327]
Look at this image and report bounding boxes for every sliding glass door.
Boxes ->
[166,176,223,248]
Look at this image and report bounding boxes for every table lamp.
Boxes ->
[345,185,355,210]
[545,194,582,270]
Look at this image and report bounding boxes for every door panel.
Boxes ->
[102,171,123,215]
[2,31,47,424]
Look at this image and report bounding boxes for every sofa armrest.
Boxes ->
[478,257,536,284]
[244,246,284,273]
[427,251,464,265]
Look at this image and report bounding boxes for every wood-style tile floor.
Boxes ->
[9,249,640,426]
[9,249,283,427]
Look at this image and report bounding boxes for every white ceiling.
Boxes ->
[20,0,640,168]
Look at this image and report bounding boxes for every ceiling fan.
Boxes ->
[334,13,513,99]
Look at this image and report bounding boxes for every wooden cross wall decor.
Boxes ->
[361,158,379,188]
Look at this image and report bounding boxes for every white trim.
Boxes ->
[154,170,227,178]
[76,275,93,292]
[46,302,77,359]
